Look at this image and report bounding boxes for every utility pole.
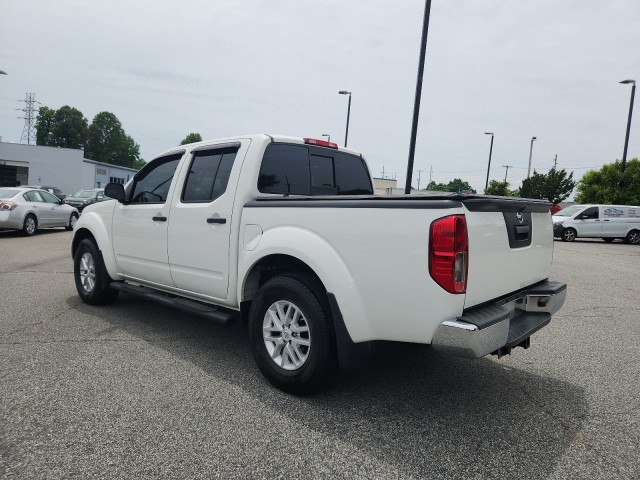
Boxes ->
[553,154,558,169]
[18,93,40,145]
[417,169,423,190]
[502,165,513,182]
[429,165,432,184]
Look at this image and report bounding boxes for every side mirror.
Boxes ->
[105,183,126,202]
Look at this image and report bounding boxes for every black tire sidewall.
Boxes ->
[74,239,118,305]
[249,275,333,394]
[23,214,37,236]
[627,230,640,245]
[561,228,575,242]
[66,213,78,231]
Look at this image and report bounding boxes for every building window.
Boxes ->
[109,176,125,184]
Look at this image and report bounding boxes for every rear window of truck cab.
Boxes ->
[258,143,373,196]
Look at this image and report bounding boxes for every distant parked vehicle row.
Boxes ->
[22,185,67,200]
[553,204,640,244]
[63,188,107,212]
[0,187,79,236]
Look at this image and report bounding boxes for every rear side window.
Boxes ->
[25,191,45,202]
[130,153,182,203]
[258,143,373,196]
[182,146,239,203]
[258,144,310,195]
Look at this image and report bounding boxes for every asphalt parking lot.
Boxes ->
[1,229,639,479]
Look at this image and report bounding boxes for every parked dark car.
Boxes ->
[22,185,67,200]
[63,188,108,212]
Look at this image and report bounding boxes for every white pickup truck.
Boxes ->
[71,134,566,394]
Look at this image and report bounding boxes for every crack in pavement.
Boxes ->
[0,270,73,276]
[0,335,240,345]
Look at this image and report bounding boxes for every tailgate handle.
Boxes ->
[514,225,529,240]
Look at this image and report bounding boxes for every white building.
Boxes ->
[0,141,138,194]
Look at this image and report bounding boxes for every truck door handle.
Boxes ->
[207,217,226,224]
[152,216,167,222]
[603,219,610,222]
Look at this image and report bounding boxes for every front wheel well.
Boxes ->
[71,228,97,258]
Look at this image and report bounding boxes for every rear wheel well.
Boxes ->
[241,255,327,327]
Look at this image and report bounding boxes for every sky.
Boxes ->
[1,0,639,194]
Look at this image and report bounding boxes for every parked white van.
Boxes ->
[552,204,640,244]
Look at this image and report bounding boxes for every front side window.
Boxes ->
[581,207,599,219]
[130,153,182,203]
[40,191,60,204]
[182,147,238,203]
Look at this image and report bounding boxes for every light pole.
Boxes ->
[620,79,636,173]
[484,132,494,190]
[338,91,352,147]
[321,133,331,143]
[405,0,433,194]
[527,136,537,179]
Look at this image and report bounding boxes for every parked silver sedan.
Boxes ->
[0,187,80,236]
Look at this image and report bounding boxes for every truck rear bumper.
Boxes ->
[432,280,567,359]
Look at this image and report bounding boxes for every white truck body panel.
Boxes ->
[239,204,467,343]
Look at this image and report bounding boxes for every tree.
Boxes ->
[35,105,88,148]
[519,168,576,204]
[85,111,141,168]
[484,180,516,196]
[35,106,56,146]
[51,106,89,148]
[575,159,640,205]
[180,132,202,145]
[425,178,476,194]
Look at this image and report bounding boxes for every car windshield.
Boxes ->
[554,205,584,217]
[72,190,96,198]
[0,189,20,199]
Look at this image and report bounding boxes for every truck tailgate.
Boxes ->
[462,198,554,308]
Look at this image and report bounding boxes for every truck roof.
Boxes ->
[155,134,363,160]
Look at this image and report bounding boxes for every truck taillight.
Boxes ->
[429,215,468,294]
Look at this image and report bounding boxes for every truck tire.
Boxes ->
[625,230,640,245]
[248,274,336,395]
[74,239,119,305]
[561,228,576,242]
